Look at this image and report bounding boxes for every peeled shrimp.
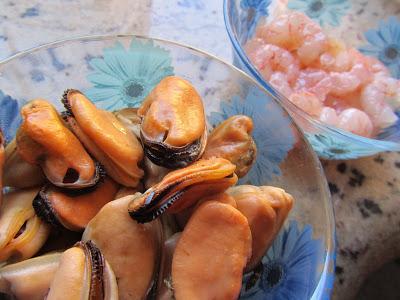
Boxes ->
[269,72,293,98]
[319,107,339,126]
[257,12,327,65]
[294,68,332,101]
[360,80,399,128]
[337,108,373,137]
[246,43,300,83]
[319,40,352,73]
[244,38,268,68]
[289,91,323,117]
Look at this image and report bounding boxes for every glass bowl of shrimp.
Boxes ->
[224,0,400,159]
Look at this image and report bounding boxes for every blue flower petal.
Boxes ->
[241,221,329,300]
[85,87,119,102]
[360,17,400,79]
[287,0,350,27]
[209,86,294,184]
[87,72,125,87]
[86,37,174,110]
[0,91,22,143]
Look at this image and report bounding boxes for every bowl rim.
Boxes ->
[0,33,336,297]
[222,0,400,151]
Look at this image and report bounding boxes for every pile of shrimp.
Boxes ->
[245,11,399,138]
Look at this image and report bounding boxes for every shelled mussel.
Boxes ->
[16,100,102,189]
[46,241,118,300]
[0,75,296,299]
[0,188,50,263]
[138,76,207,169]
[62,89,144,188]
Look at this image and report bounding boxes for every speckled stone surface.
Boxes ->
[1,1,399,299]
[323,152,400,300]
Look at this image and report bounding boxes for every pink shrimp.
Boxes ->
[337,108,373,137]
[360,79,399,129]
[319,106,339,126]
[362,54,390,76]
[244,38,268,68]
[247,43,300,83]
[293,68,332,101]
[326,48,374,96]
[257,12,328,65]
[269,72,293,98]
[289,91,323,117]
[329,72,360,96]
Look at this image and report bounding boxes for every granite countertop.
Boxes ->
[1,1,399,299]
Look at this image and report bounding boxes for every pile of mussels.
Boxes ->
[0,76,294,300]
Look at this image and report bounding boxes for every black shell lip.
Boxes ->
[32,187,63,230]
[128,181,187,224]
[33,175,107,231]
[140,130,207,169]
[61,88,83,116]
[77,240,105,300]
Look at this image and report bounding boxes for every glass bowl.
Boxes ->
[224,0,400,159]
[0,35,334,299]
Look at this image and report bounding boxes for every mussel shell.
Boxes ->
[141,130,207,169]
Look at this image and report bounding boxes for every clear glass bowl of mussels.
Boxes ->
[0,35,334,300]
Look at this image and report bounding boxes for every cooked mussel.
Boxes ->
[46,240,118,300]
[143,156,169,190]
[138,76,207,169]
[114,107,141,138]
[128,157,238,223]
[0,131,4,206]
[33,177,119,232]
[3,138,45,188]
[62,89,144,188]
[156,232,181,300]
[227,185,294,270]
[83,195,161,300]
[203,115,257,178]
[174,192,238,229]
[0,188,51,263]
[0,252,61,300]
[16,100,101,189]
[172,201,252,300]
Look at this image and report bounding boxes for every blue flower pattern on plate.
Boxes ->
[0,91,22,144]
[86,38,174,110]
[360,16,400,79]
[208,86,294,185]
[240,221,326,300]
[240,0,271,39]
[288,0,350,27]
[305,133,382,159]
